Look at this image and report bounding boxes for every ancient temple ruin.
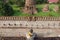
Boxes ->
[23,0,37,14]
[48,0,59,3]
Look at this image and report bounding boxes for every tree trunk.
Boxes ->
[23,0,37,15]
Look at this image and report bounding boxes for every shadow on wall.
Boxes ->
[1,36,60,40]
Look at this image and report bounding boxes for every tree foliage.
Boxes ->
[0,0,4,15]
[2,3,14,16]
[9,0,25,7]
[0,0,60,16]
[0,0,14,16]
[36,0,47,4]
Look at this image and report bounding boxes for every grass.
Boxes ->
[35,4,60,17]
[34,11,60,17]
[0,4,59,17]
[12,4,60,17]
[13,11,31,16]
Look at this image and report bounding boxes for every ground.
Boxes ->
[12,4,60,17]
[0,4,60,17]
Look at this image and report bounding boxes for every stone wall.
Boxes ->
[0,16,60,21]
[0,21,60,29]
[0,29,60,37]
[0,17,60,37]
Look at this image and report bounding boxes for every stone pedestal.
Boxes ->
[23,0,37,14]
[42,4,49,12]
[53,5,59,12]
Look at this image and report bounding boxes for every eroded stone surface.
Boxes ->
[0,21,60,37]
[0,21,60,28]
[23,0,37,14]
[53,5,59,12]
[48,0,59,3]
[42,4,49,12]
[0,29,60,37]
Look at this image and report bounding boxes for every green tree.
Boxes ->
[16,0,25,7]
[9,0,17,4]
[0,0,4,15]
[36,0,47,4]
[2,3,14,16]
[9,0,25,7]
[0,0,14,16]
